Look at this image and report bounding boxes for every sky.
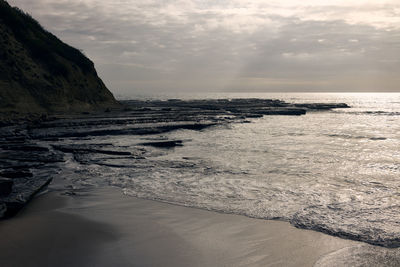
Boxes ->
[7,0,400,94]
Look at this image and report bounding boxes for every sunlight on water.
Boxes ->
[60,93,400,246]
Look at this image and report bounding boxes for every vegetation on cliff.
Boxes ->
[0,0,118,115]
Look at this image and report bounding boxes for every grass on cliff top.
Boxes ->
[0,0,94,76]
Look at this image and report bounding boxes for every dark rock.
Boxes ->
[139,140,183,148]
[52,144,132,156]
[62,191,77,196]
[0,175,52,218]
[293,103,350,110]
[71,152,138,167]
[5,135,28,142]
[0,202,6,217]
[242,114,263,118]
[30,122,218,139]
[0,170,33,178]
[0,160,45,169]
[92,162,136,168]
[0,151,65,163]
[40,137,60,142]
[0,178,13,196]
[0,143,49,152]
[252,108,307,116]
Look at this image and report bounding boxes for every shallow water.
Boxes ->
[58,93,400,246]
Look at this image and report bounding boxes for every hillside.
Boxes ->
[0,0,118,115]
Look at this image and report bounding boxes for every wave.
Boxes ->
[325,134,387,141]
[314,245,400,266]
[333,110,400,116]
[291,204,400,247]
[60,147,400,248]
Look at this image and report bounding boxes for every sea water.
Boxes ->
[61,93,400,246]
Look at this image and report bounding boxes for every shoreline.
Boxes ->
[2,96,400,265]
[0,186,381,267]
[0,97,350,220]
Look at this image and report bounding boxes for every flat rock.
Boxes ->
[30,122,218,139]
[0,178,13,197]
[0,175,52,218]
[52,144,131,156]
[0,143,49,152]
[251,108,307,116]
[0,170,33,178]
[139,140,183,148]
[293,103,350,110]
[0,151,65,163]
[0,160,45,169]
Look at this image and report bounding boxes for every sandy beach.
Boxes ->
[3,186,394,267]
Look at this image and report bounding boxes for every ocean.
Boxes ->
[59,93,400,246]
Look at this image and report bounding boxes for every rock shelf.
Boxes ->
[0,98,349,218]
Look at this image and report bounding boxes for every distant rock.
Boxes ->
[293,103,350,110]
[0,0,118,117]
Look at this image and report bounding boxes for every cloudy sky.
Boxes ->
[8,0,400,94]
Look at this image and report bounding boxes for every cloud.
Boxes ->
[7,0,400,93]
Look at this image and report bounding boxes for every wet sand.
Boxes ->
[1,187,396,267]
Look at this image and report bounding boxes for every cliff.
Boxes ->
[0,0,118,115]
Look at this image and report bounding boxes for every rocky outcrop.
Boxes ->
[0,0,118,116]
[0,98,350,219]
[1,175,52,217]
[0,141,56,218]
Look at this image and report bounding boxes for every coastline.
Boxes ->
[0,186,367,267]
[0,98,349,220]
[2,96,400,266]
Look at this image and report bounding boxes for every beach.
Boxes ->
[0,186,374,267]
